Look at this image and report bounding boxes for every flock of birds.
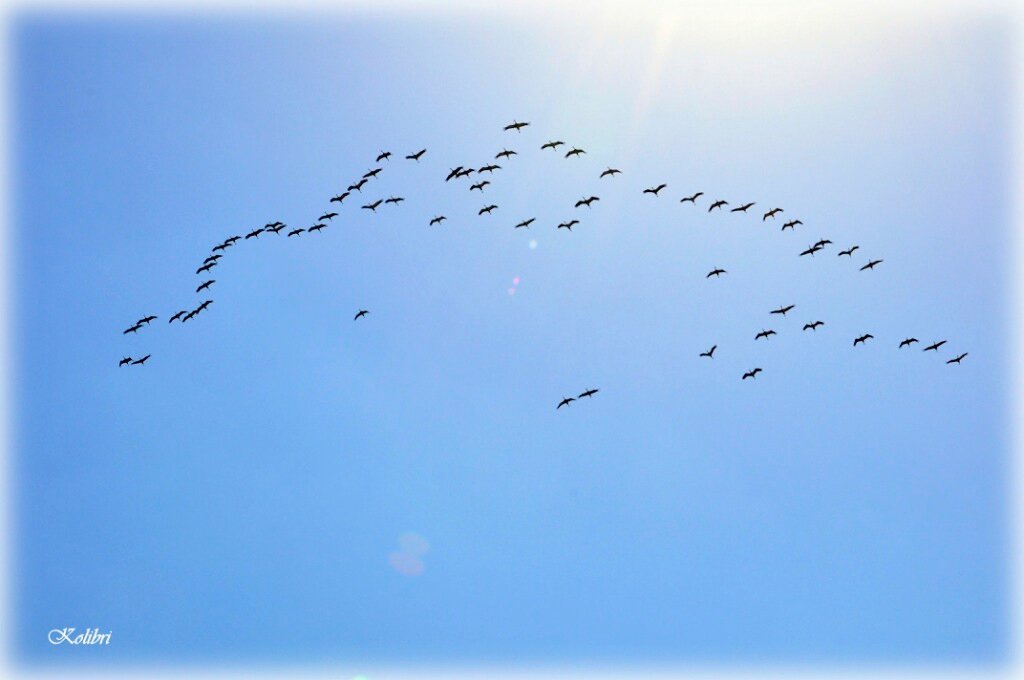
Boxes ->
[119,118,970,408]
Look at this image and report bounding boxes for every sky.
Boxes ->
[9,1,1015,669]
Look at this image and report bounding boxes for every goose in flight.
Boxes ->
[838,246,860,257]
[680,191,703,203]
[699,345,717,358]
[362,199,383,211]
[803,321,824,331]
[708,200,728,212]
[923,340,947,352]
[363,167,382,179]
[946,352,968,365]
[770,304,795,316]
[643,184,667,196]
[319,212,338,221]
[119,356,132,367]
[479,204,498,215]
[853,333,874,346]
[575,196,599,208]
[557,397,575,409]
[578,388,599,399]
[731,202,755,213]
[168,310,187,323]
[755,329,777,341]
[706,267,726,278]
[348,178,368,192]
[376,151,391,162]
[600,167,621,178]
[429,215,447,226]
[406,148,427,161]
[541,140,565,150]
[131,354,151,366]
[495,149,517,160]
[354,309,369,321]
[515,218,535,229]
[479,164,501,173]
[899,337,919,348]
[763,208,783,220]
[504,120,530,132]
[196,280,215,293]
[742,368,763,380]
[860,259,883,271]
[330,192,350,203]
[781,219,802,231]
[384,196,405,205]
[557,220,578,230]
[470,181,490,192]
[565,147,586,158]
[287,228,305,237]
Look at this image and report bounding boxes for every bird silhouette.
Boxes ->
[131,354,151,365]
[813,239,833,249]
[197,263,216,274]
[946,353,968,365]
[330,192,350,203]
[770,304,795,316]
[470,181,490,192]
[354,310,369,321]
[406,148,427,161]
[123,324,142,335]
[557,220,578,231]
[119,356,132,367]
[225,236,241,244]
[319,212,338,221]
[362,199,383,211]
[196,280,215,293]
[265,224,285,234]
[203,255,221,264]
[515,218,535,229]
[348,178,368,192]
[706,268,727,278]
[680,192,703,203]
[429,215,447,226]
[565,147,585,158]
[700,345,717,358]
[308,224,326,233]
[860,259,883,271]
[578,388,599,398]
[384,196,405,205]
[575,196,599,208]
[708,200,728,212]
[557,397,575,409]
[182,310,197,322]
[479,205,498,215]
[376,151,391,162]
[731,202,755,212]
[245,228,263,239]
[445,167,463,182]
[800,245,823,257]
[923,340,947,352]
[137,315,157,325]
[803,321,824,331]
[838,246,860,257]
[504,120,529,132]
[763,208,783,220]
[168,310,187,323]
[495,149,517,160]
[899,337,919,348]
[197,300,212,312]
[287,228,305,237]
[211,243,229,253]
[455,168,475,178]
[363,167,382,179]
[643,184,667,196]
[755,329,777,340]
[742,368,763,380]
[600,167,621,178]
[781,220,802,231]
[479,164,501,173]
[853,333,874,346]
[541,140,565,150]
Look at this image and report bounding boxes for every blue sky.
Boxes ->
[10,3,1014,667]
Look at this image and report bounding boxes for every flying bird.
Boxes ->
[860,259,883,271]
[245,228,263,239]
[565,147,586,158]
[182,310,197,322]
[800,245,823,257]
[706,268,726,278]
[445,167,464,182]
[203,255,221,264]
[362,199,383,211]
[479,205,498,215]
[363,167,382,179]
[406,148,427,161]
[504,120,529,132]
[130,354,151,366]
[680,192,703,203]
[119,356,132,367]
[699,345,717,358]
[470,181,490,192]
[265,224,285,234]
[287,228,305,237]
[455,168,475,178]
[899,337,919,348]
[600,167,621,178]
[803,321,824,331]
[197,300,213,312]
[731,202,755,212]
[763,208,783,220]
[708,200,728,212]
[781,220,802,231]
[557,220,579,231]
[923,340,947,352]
[742,368,763,380]
[495,149,517,160]
[376,151,392,162]
[479,164,501,173]
[643,184,667,196]
[196,280,215,293]
[308,224,326,233]
[330,192,350,204]
[813,239,832,249]
[384,196,405,204]
[853,333,874,346]
[197,263,216,274]
[224,236,241,244]
[354,309,369,321]
[168,310,187,323]
[348,178,368,192]
[137,315,157,325]
[770,305,795,316]
[319,212,338,220]
[541,140,565,150]
[575,196,599,208]
[755,329,777,341]
[946,353,968,365]
[515,218,535,229]
[578,389,599,399]
[429,215,447,226]
[557,397,575,409]
[838,246,860,257]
